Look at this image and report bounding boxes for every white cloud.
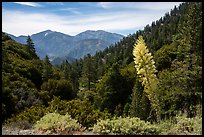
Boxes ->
[45,2,64,6]
[98,2,182,11]
[14,2,42,7]
[59,8,81,14]
[2,2,180,36]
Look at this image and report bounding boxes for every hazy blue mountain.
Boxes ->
[67,39,112,59]
[8,30,124,63]
[74,30,123,43]
[8,34,27,44]
[32,30,74,59]
[51,56,76,66]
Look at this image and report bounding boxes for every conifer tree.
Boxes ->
[62,60,79,94]
[62,60,71,80]
[81,54,96,90]
[129,76,150,119]
[42,55,53,82]
[26,35,35,53]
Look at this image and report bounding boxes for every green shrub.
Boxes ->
[91,116,159,135]
[157,117,177,135]
[5,96,112,130]
[5,105,47,129]
[158,114,202,135]
[41,79,74,100]
[191,115,202,135]
[47,96,111,128]
[34,112,82,134]
[167,115,202,135]
[77,89,96,103]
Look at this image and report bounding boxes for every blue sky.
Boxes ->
[2,2,182,36]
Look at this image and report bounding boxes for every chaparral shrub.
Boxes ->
[33,112,82,134]
[91,116,159,135]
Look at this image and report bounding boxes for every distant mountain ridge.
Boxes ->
[8,30,124,64]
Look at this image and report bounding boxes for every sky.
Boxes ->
[2,2,182,36]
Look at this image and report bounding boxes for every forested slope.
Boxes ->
[2,2,202,135]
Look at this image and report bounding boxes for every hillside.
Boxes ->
[2,32,43,121]
[2,2,202,135]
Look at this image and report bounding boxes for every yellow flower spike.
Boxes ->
[133,35,161,122]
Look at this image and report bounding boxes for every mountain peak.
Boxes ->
[32,30,53,36]
[8,29,124,61]
[83,30,106,33]
[96,30,107,32]
[42,29,53,33]
[43,30,53,36]
[41,30,53,35]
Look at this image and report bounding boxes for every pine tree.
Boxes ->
[42,55,53,82]
[133,35,160,122]
[62,60,79,94]
[81,54,96,90]
[157,2,202,118]
[62,60,71,80]
[26,35,35,53]
[129,76,144,118]
[94,63,127,114]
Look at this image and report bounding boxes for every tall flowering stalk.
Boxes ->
[133,36,160,122]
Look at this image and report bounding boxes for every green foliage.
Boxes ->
[153,44,177,71]
[2,71,43,121]
[94,63,132,114]
[46,96,111,128]
[83,33,135,82]
[34,112,82,134]
[155,2,202,119]
[61,60,79,93]
[2,3,202,134]
[26,35,37,58]
[5,96,111,129]
[129,80,151,121]
[80,54,96,90]
[42,55,53,81]
[168,116,195,135]
[91,116,159,135]
[158,113,202,135]
[120,62,151,120]
[120,62,136,95]
[38,90,51,106]
[123,102,130,116]
[157,63,201,118]
[52,67,64,80]
[175,2,202,59]
[5,105,47,129]
[190,115,202,135]
[41,79,74,100]
[156,117,176,135]
[2,32,12,41]
[77,89,96,103]
[156,4,202,117]
[26,35,35,52]
[2,34,44,122]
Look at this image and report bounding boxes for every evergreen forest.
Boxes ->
[2,2,202,135]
